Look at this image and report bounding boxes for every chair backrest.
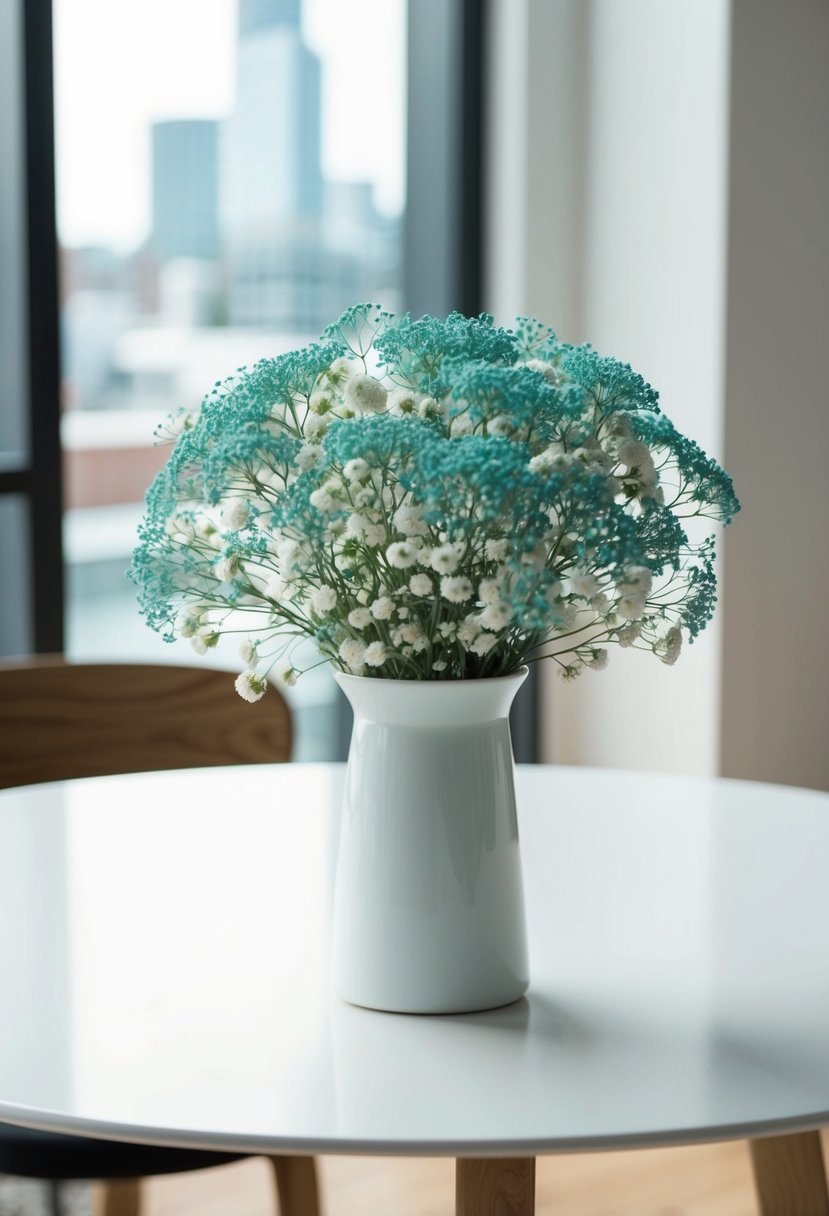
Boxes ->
[0,659,292,790]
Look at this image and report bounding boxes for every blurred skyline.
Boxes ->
[54,0,405,252]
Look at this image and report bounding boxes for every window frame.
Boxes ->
[10,0,537,759]
[0,0,64,655]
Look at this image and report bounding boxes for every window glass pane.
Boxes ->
[55,0,405,759]
[0,0,28,458]
[0,497,33,657]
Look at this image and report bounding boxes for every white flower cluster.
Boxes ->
[142,312,733,698]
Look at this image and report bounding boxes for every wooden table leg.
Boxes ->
[267,1155,321,1216]
[456,1157,535,1216]
[94,1180,141,1216]
[750,1131,829,1215]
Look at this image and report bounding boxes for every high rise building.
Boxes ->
[239,0,302,37]
[151,120,220,261]
[223,0,322,239]
[222,0,399,333]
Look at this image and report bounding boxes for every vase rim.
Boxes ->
[333,665,529,689]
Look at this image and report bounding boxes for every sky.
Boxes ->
[53,0,405,251]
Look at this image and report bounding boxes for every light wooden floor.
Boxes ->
[131,1132,829,1216]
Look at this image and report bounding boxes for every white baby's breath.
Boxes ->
[479,600,513,630]
[344,458,369,482]
[617,621,642,647]
[569,569,600,599]
[392,503,428,536]
[409,573,432,596]
[328,356,357,380]
[277,539,302,569]
[310,585,337,615]
[470,632,498,657]
[304,414,329,441]
[213,555,238,583]
[586,648,609,670]
[440,576,474,603]
[484,538,509,561]
[239,639,257,664]
[619,441,653,470]
[309,487,337,513]
[347,513,385,547]
[235,670,267,702]
[430,544,460,574]
[655,625,682,666]
[617,591,647,621]
[386,541,419,569]
[417,395,441,419]
[264,574,294,602]
[196,518,220,545]
[622,566,654,596]
[450,413,474,438]
[370,596,395,620]
[347,607,372,629]
[457,616,481,645]
[524,357,560,384]
[393,621,424,646]
[345,374,388,414]
[364,641,388,668]
[176,609,202,639]
[296,443,324,472]
[221,497,250,530]
[338,638,366,673]
[388,387,418,416]
[487,415,513,438]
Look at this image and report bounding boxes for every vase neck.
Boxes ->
[333,670,528,727]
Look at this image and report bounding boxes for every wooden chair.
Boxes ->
[0,659,319,1216]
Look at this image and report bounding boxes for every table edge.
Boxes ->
[1,760,827,805]
[1,1100,827,1158]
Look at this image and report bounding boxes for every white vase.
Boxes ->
[332,668,530,1014]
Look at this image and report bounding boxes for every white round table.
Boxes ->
[1,764,828,1214]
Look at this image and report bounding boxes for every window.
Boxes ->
[54,0,405,759]
[3,0,535,760]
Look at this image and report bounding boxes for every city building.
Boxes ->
[151,119,220,261]
[222,0,398,331]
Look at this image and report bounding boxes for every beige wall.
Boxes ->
[488,0,829,789]
[487,0,730,775]
[719,1,829,791]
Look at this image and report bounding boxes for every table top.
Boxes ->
[1,764,828,1158]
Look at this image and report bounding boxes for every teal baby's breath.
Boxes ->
[129,305,739,696]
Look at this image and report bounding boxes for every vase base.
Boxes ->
[336,981,530,1017]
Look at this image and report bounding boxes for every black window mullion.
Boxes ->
[23,0,64,655]
[457,0,486,318]
[0,467,33,495]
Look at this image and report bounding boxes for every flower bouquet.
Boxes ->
[130,303,738,696]
[130,304,738,1014]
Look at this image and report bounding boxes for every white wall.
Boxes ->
[719,1,829,791]
[487,0,730,774]
[487,0,588,332]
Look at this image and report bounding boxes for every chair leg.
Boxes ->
[47,1181,62,1216]
[750,1131,829,1215]
[94,1179,141,1216]
[267,1155,321,1216]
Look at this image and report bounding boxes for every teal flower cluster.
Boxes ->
[130,304,739,695]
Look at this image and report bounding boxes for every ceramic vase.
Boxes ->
[332,668,530,1014]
